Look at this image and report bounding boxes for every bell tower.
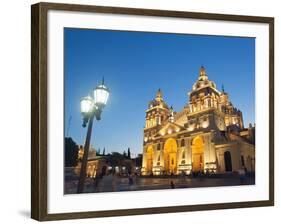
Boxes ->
[143,89,170,144]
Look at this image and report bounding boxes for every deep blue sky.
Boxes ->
[64,28,255,156]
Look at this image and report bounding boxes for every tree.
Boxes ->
[123,150,127,158]
[135,154,143,167]
[97,148,101,156]
[107,152,125,172]
[127,147,131,159]
[64,137,79,167]
[103,147,105,156]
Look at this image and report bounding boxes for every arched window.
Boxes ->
[157,143,161,150]
[181,139,185,147]
[182,151,185,159]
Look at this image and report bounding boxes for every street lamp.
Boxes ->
[81,96,94,127]
[77,78,109,193]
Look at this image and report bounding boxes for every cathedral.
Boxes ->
[141,66,255,175]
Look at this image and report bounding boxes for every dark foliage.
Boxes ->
[107,152,125,168]
[127,147,131,159]
[135,154,143,167]
[64,137,79,167]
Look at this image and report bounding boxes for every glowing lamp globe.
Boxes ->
[93,82,109,107]
[80,96,93,114]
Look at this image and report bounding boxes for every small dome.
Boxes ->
[192,79,216,91]
[191,67,217,91]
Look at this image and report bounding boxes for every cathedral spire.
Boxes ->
[199,66,208,81]
[155,88,163,101]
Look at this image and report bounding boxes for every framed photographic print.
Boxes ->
[31,2,274,221]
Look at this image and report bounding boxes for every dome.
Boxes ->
[192,79,216,91]
[148,89,169,109]
[192,66,217,91]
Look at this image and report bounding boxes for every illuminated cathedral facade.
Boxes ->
[141,66,255,175]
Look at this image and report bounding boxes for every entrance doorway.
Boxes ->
[224,151,232,172]
[192,136,204,172]
[164,138,177,174]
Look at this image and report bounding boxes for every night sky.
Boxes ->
[64,28,255,157]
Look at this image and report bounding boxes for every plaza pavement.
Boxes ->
[65,174,255,194]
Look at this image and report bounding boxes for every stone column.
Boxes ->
[141,146,147,174]
[186,137,192,171]
[203,134,209,171]
[203,133,216,171]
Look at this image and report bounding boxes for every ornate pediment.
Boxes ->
[155,122,185,137]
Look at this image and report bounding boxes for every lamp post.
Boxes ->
[77,79,109,193]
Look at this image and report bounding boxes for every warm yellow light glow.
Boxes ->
[192,136,204,172]
[201,120,209,128]
[146,146,153,172]
[187,124,195,131]
[164,138,177,174]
